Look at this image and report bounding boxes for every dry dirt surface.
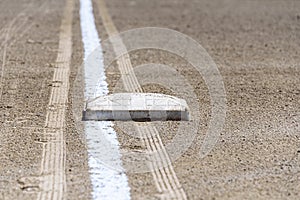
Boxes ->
[1,0,300,199]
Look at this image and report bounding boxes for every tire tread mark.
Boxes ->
[37,0,73,199]
[96,0,187,199]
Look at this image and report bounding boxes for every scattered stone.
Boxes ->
[26,39,42,44]
[27,39,35,44]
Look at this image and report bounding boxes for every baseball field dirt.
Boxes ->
[0,0,299,199]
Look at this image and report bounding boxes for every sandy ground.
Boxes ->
[0,0,61,199]
[0,0,91,199]
[101,0,300,199]
[0,0,299,199]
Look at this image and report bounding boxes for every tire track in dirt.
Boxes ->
[0,14,28,48]
[0,1,48,102]
[0,19,33,102]
[36,0,74,199]
[0,1,43,48]
[96,0,187,199]
[0,10,30,102]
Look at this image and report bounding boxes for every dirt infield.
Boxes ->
[0,0,299,199]
[101,0,300,199]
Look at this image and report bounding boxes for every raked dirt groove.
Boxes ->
[37,0,73,199]
[95,0,187,199]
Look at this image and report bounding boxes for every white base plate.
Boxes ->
[83,93,190,121]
